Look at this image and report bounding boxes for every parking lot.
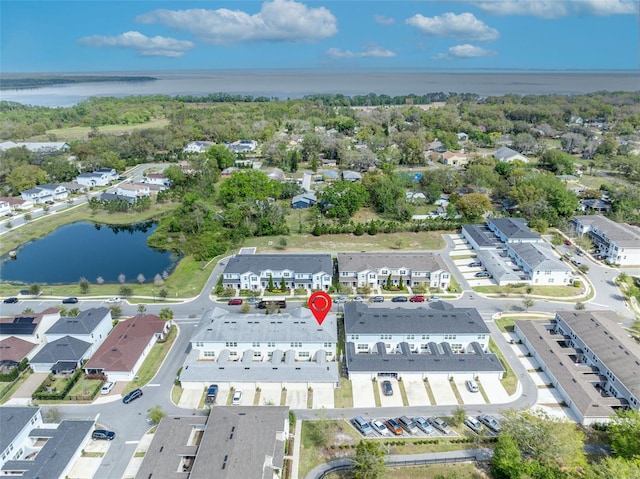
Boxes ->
[348,416,461,439]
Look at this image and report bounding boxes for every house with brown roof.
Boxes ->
[0,308,60,347]
[83,315,169,382]
[0,336,37,368]
[440,151,471,167]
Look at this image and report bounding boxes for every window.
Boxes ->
[204,351,215,357]
[323,342,332,348]
[341,272,350,277]
[350,335,359,340]
[251,276,258,281]
[229,351,238,357]
[477,335,486,340]
[420,344,429,350]
[451,343,463,351]
[406,334,415,340]
[195,342,204,347]
[225,342,237,348]
[284,272,290,277]
[421,335,430,340]
[444,334,456,340]
[298,351,310,358]
[357,344,368,351]
[252,342,260,348]
[267,342,275,348]
[290,342,302,348]
[380,334,392,340]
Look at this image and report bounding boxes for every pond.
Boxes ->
[0,221,179,285]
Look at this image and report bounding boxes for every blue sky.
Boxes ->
[1,1,638,73]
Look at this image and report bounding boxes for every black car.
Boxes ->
[92,430,115,440]
[62,297,79,304]
[382,380,393,396]
[3,297,18,304]
[391,296,408,303]
[122,388,143,404]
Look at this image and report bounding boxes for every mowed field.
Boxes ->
[31,118,170,142]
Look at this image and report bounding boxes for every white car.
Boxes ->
[466,379,479,393]
[370,419,389,436]
[232,390,243,405]
[105,297,121,304]
[101,381,115,395]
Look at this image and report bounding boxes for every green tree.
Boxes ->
[79,277,90,294]
[317,180,368,222]
[522,297,535,311]
[29,284,42,296]
[120,285,133,297]
[268,274,274,292]
[451,406,467,426]
[137,304,147,314]
[455,193,492,220]
[586,457,640,479]
[607,409,640,460]
[538,150,576,175]
[491,434,523,479]
[205,144,236,170]
[6,164,48,193]
[109,305,122,317]
[147,405,166,424]
[159,307,174,321]
[352,440,386,479]
[68,307,80,317]
[158,288,168,300]
[280,276,286,291]
[218,170,281,205]
[385,274,392,290]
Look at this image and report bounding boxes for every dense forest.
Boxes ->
[1,90,639,261]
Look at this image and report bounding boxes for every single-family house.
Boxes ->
[506,243,572,285]
[183,141,215,154]
[144,172,169,186]
[0,308,61,346]
[116,183,150,199]
[0,201,10,216]
[344,302,503,381]
[0,197,32,211]
[44,307,112,356]
[266,168,286,182]
[98,192,135,205]
[76,171,110,187]
[221,253,332,292]
[135,408,288,479]
[342,170,362,182]
[0,406,93,478]
[572,215,640,265]
[226,139,258,153]
[580,199,611,214]
[337,251,451,290]
[0,142,70,154]
[440,151,471,167]
[322,170,339,182]
[291,192,317,209]
[20,184,68,204]
[0,337,38,368]
[29,336,92,373]
[494,146,529,163]
[83,315,169,382]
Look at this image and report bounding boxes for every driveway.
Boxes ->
[177,386,203,408]
[481,377,511,404]
[285,383,308,409]
[351,378,375,408]
[429,377,458,405]
[311,385,334,409]
[237,385,256,406]
[403,379,431,406]
[67,438,110,479]
[5,372,48,405]
[259,384,282,406]
[455,379,486,405]
[378,379,403,407]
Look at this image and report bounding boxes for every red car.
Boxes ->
[564,239,572,246]
[409,295,425,302]
[228,298,243,305]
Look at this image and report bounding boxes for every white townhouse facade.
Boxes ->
[572,215,640,266]
[506,242,572,285]
[0,201,10,216]
[190,307,337,362]
[222,253,333,292]
[44,307,113,357]
[20,184,68,204]
[487,217,542,244]
[116,183,151,199]
[344,302,490,354]
[0,407,43,468]
[337,252,451,290]
[76,171,110,187]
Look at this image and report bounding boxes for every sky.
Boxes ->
[1,0,639,73]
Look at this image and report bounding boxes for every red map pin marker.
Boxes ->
[309,291,332,326]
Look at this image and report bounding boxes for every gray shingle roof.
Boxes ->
[488,217,540,240]
[30,336,91,365]
[0,407,39,454]
[46,307,110,335]
[192,308,337,344]
[346,342,504,373]
[344,302,490,335]
[223,253,332,275]
[1,420,94,479]
[462,224,503,248]
[556,310,640,399]
[509,243,571,271]
[574,215,640,248]
[337,252,448,273]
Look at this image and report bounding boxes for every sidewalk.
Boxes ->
[289,417,303,479]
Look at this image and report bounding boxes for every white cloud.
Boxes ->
[136,0,337,44]
[78,31,194,57]
[327,45,396,59]
[447,44,497,58]
[472,0,637,18]
[374,14,395,25]
[406,12,499,41]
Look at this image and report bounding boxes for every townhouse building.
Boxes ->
[572,215,640,265]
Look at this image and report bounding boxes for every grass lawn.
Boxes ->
[122,324,177,396]
[398,380,409,406]
[171,385,183,405]
[373,380,382,407]
[489,338,518,396]
[239,230,447,253]
[0,370,32,405]
[325,463,489,479]
[473,284,584,298]
[34,118,170,142]
[450,381,463,405]
[333,378,353,409]
[424,379,436,405]
[67,377,103,401]
[495,314,553,333]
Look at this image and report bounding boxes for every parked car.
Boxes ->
[576,249,584,256]
[414,417,434,434]
[3,297,18,304]
[571,258,581,267]
[352,416,374,436]
[464,416,484,434]
[228,298,243,305]
[564,239,572,246]
[232,389,243,405]
[478,414,502,433]
[468,261,482,267]
[466,379,480,393]
[92,430,115,440]
[333,295,348,304]
[371,419,389,436]
[206,384,218,404]
[247,297,261,304]
[428,295,441,302]
[391,296,408,303]
[352,296,363,302]
[427,417,451,434]
[381,380,393,396]
[372,296,384,303]
[105,297,121,304]
[385,418,403,435]
[62,297,79,304]
[474,272,491,278]
[122,388,143,404]
[101,381,115,395]
[398,416,419,435]
[409,295,425,302]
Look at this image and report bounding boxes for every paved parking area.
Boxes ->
[213,385,231,406]
[259,384,282,406]
[178,387,204,408]
[351,378,376,408]
[237,386,256,406]
[536,386,565,404]
[510,343,530,356]
[285,383,308,409]
[404,379,431,406]
[312,386,335,409]
[456,379,485,405]
[482,377,511,404]
[378,379,404,407]
[67,439,110,479]
[530,371,551,387]
[429,377,458,405]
